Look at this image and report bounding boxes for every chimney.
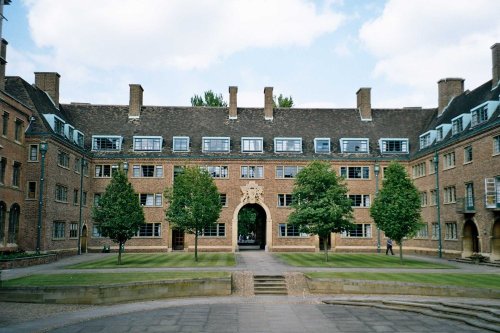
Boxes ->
[229,86,238,119]
[264,86,273,120]
[129,84,143,119]
[357,87,372,121]
[35,72,60,106]
[0,39,7,91]
[437,78,464,116]
[492,43,500,88]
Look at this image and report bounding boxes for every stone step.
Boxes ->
[253,274,287,296]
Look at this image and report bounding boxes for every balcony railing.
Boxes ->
[456,197,475,213]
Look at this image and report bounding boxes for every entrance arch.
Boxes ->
[462,219,480,257]
[491,218,500,260]
[81,225,88,253]
[237,204,267,250]
[232,201,272,252]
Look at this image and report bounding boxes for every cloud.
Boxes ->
[359,0,500,103]
[24,0,345,71]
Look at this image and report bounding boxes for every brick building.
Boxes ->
[1,32,499,258]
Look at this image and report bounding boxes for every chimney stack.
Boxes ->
[357,87,372,121]
[0,39,7,91]
[492,43,500,88]
[229,86,238,119]
[437,78,464,116]
[35,72,60,106]
[129,84,143,119]
[264,87,273,120]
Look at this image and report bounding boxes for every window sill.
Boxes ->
[52,238,66,241]
[444,238,459,241]
[463,161,473,165]
[443,166,456,171]
[27,160,39,163]
[199,236,226,238]
[57,165,71,170]
[55,200,68,204]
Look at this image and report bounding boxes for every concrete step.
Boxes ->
[253,274,287,296]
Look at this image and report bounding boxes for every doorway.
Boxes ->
[80,225,87,253]
[491,218,500,260]
[172,229,185,250]
[237,204,266,250]
[463,220,480,256]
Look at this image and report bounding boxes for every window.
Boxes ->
[135,223,162,237]
[93,193,102,207]
[95,164,118,178]
[202,165,228,178]
[443,186,456,204]
[342,224,372,238]
[277,194,293,207]
[415,225,428,239]
[0,157,6,184]
[220,193,227,207]
[57,151,70,168]
[173,166,184,179]
[241,137,263,153]
[65,124,74,141]
[173,136,189,152]
[73,189,79,205]
[485,177,500,208]
[92,136,123,151]
[380,139,408,154]
[12,162,21,187]
[420,192,428,207]
[54,118,65,136]
[464,146,473,164]
[2,112,8,136]
[133,136,162,151]
[314,138,330,153]
[349,195,370,207]
[493,135,500,155]
[202,137,230,153]
[435,124,451,142]
[340,138,368,153]
[465,183,474,209]
[69,223,78,238]
[75,131,84,147]
[241,166,263,179]
[430,190,437,206]
[139,193,163,207]
[452,116,464,135]
[132,165,163,177]
[443,152,456,169]
[53,221,65,239]
[419,131,436,149]
[471,105,488,127]
[92,225,102,238]
[55,184,68,202]
[445,222,458,240]
[82,192,87,206]
[412,162,426,178]
[274,138,302,153]
[14,119,23,142]
[431,223,439,239]
[27,181,37,199]
[200,223,225,237]
[279,223,307,237]
[340,166,370,179]
[83,160,89,176]
[276,166,303,179]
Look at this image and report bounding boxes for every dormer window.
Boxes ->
[340,138,369,153]
[202,137,230,153]
[451,114,471,136]
[241,137,263,153]
[379,138,408,154]
[64,124,74,140]
[435,124,451,142]
[173,136,190,152]
[274,138,302,153]
[419,130,436,149]
[133,136,162,152]
[42,114,65,136]
[75,131,84,148]
[471,104,488,127]
[314,138,331,153]
[92,135,122,151]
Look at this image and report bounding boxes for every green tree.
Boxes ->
[273,94,294,108]
[289,161,354,261]
[190,90,227,107]
[92,168,145,265]
[164,166,222,261]
[238,207,257,239]
[370,162,423,263]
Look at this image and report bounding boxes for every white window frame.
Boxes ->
[470,101,498,127]
[451,114,471,136]
[419,130,436,149]
[43,114,66,136]
[74,130,85,147]
[241,137,263,153]
[241,165,264,179]
[64,124,75,140]
[379,138,409,154]
[276,166,303,179]
[173,136,190,152]
[92,135,123,151]
[139,193,163,207]
[274,137,302,153]
[349,194,371,208]
[277,194,293,207]
[340,166,370,179]
[28,144,39,162]
[341,223,372,238]
[202,137,230,153]
[493,135,500,155]
[435,124,451,142]
[200,223,226,237]
[443,151,456,169]
[443,186,456,204]
[445,222,458,240]
[464,145,473,164]
[314,138,331,153]
[278,223,308,237]
[135,223,162,237]
[133,136,163,152]
[340,138,369,153]
[132,165,163,178]
[202,165,229,178]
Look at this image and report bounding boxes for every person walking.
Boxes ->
[386,238,394,255]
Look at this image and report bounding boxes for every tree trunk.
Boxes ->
[118,241,123,265]
[323,238,329,262]
[399,240,403,264]
[194,230,198,262]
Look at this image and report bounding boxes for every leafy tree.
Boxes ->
[190,90,227,107]
[164,166,222,261]
[370,162,423,263]
[273,94,294,108]
[92,168,145,265]
[289,161,354,261]
[238,207,257,239]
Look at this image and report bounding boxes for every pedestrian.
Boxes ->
[386,238,394,255]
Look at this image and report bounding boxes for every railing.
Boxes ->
[455,197,475,213]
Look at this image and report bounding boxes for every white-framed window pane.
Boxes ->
[341,139,368,153]
[275,138,302,152]
[242,138,263,152]
[92,136,122,151]
[314,138,330,153]
[173,137,189,152]
[203,137,230,152]
[134,137,162,151]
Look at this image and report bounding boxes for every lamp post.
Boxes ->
[374,162,381,253]
[36,141,48,254]
[77,157,85,255]
[433,151,442,258]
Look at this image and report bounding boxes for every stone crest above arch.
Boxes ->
[240,181,264,204]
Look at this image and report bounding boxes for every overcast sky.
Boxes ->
[4,0,500,108]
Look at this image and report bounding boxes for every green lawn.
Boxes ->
[2,271,230,287]
[305,272,500,290]
[275,253,453,268]
[66,253,236,269]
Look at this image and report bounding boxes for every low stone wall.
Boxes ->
[307,278,500,299]
[0,277,231,304]
[0,254,58,269]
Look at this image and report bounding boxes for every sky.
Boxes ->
[3,0,500,108]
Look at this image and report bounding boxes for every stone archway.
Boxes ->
[462,219,480,257]
[8,203,20,245]
[491,218,500,261]
[237,204,267,250]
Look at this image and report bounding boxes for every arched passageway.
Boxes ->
[81,225,88,253]
[8,203,20,244]
[462,220,480,257]
[491,218,500,260]
[237,204,267,250]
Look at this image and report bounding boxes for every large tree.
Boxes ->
[191,90,228,107]
[370,161,423,263]
[289,161,354,261]
[164,166,222,261]
[92,168,145,265]
[273,94,294,108]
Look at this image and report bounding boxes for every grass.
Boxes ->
[305,272,500,290]
[2,271,230,287]
[66,253,236,269]
[275,253,453,268]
